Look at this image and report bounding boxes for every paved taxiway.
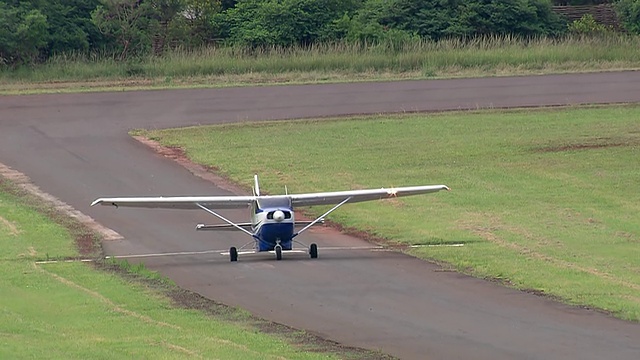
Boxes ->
[2,72,640,359]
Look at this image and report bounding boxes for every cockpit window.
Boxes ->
[257,197,291,209]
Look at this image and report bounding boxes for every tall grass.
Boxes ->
[2,35,639,87]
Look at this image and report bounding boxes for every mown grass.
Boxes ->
[0,181,354,359]
[141,105,640,321]
[2,35,640,94]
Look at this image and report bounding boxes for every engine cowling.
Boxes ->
[272,210,285,222]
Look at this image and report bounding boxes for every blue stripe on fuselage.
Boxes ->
[256,223,294,251]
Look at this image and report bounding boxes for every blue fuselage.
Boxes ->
[252,197,296,251]
[255,222,294,251]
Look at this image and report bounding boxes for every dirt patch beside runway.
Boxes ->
[533,134,640,153]
[0,215,20,236]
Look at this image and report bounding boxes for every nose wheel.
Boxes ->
[275,245,282,260]
[229,247,238,262]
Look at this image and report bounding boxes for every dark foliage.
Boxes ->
[220,0,363,47]
[614,0,640,34]
[343,0,566,42]
[0,0,608,66]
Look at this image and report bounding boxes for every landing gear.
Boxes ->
[309,243,318,259]
[275,245,282,261]
[229,247,238,262]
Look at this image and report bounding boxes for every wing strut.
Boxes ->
[293,196,352,238]
[195,203,255,238]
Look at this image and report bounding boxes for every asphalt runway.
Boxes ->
[2,72,640,359]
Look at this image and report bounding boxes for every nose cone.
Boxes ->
[273,210,285,222]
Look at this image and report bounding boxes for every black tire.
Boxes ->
[309,243,318,259]
[230,247,238,262]
[275,245,282,261]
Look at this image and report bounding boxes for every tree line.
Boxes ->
[1,0,639,66]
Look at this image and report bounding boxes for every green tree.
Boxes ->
[377,0,471,40]
[147,0,186,54]
[344,0,565,41]
[0,3,49,65]
[5,0,108,58]
[34,0,104,56]
[223,0,361,47]
[221,0,237,10]
[0,3,21,64]
[91,0,153,59]
[614,0,640,34]
[183,0,222,44]
[464,0,566,37]
[18,9,49,62]
[552,1,612,4]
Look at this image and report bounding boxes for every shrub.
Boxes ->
[343,0,566,42]
[222,0,362,47]
[0,4,50,65]
[568,13,614,34]
[614,0,640,34]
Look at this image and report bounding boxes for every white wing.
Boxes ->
[91,185,449,209]
[91,195,255,209]
[289,185,450,206]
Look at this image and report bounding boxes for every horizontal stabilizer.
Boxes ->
[196,219,325,231]
[196,223,252,231]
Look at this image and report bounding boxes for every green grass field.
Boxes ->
[141,105,640,321]
[2,35,640,94]
[0,181,369,359]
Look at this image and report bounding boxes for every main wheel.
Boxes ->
[309,243,318,259]
[229,247,238,262]
[275,245,282,261]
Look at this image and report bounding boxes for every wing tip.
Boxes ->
[91,198,116,207]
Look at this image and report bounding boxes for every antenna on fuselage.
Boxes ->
[253,174,261,196]
[285,185,288,195]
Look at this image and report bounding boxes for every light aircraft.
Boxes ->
[91,175,449,261]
